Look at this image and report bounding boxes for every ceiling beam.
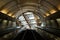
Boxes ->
[41,0,59,11]
[0,0,14,11]
[38,0,51,15]
[11,9,19,16]
[7,6,19,14]
[23,13,31,28]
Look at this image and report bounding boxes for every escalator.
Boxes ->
[13,29,45,40]
[0,0,60,40]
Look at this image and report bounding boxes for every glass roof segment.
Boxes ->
[18,12,38,30]
[24,24,30,29]
[27,14,34,19]
[28,19,36,24]
[28,16,34,19]
[19,16,25,21]
[21,20,28,25]
[24,14,34,20]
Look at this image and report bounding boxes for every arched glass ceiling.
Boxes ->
[18,12,38,29]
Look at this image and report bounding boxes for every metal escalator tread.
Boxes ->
[13,30,26,40]
[31,30,45,40]
[13,29,45,40]
[21,30,27,40]
[31,31,37,40]
[22,30,35,40]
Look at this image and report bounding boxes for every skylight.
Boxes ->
[19,16,25,21]
[18,12,37,29]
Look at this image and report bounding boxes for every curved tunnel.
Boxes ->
[0,0,60,40]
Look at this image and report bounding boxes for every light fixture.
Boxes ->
[45,13,50,16]
[50,9,57,14]
[0,9,8,14]
[44,15,46,17]
[8,13,12,16]
[12,15,15,18]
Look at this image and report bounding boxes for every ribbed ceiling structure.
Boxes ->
[0,0,60,18]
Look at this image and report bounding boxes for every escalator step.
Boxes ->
[13,29,45,40]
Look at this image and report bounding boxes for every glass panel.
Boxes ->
[18,12,38,29]
[19,16,25,21]
[27,14,34,19]
[29,20,36,24]
[21,20,28,25]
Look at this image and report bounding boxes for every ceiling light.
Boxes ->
[12,15,15,18]
[45,13,50,16]
[0,9,8,14]
[50,9,57,14]
[44,16,46,17]
[8,13,12,16]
